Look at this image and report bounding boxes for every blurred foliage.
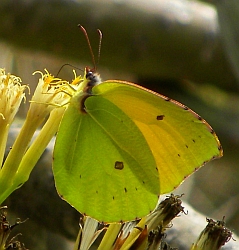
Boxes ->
[0,0,239,249]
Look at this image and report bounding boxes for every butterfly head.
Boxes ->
[85,66,101,87]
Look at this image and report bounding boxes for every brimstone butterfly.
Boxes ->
[53,27,222,223]
[53,67,222,223]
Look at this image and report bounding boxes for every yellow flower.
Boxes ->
[0,68,26,124]
[31,70,70,116]
[0,69,27,166]
[29,69,84,120]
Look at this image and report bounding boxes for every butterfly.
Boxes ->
[53,27,222,223]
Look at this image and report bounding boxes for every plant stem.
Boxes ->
[98,223,122,250]
[0,122,9,167]
[0,103,64,204]
[0,116,42,203]
[14,107,65,186]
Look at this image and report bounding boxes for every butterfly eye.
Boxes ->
[86,71,94,80]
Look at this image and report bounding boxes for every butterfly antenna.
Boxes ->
[78,24,96,70]
[56,63,83,77]
[97,29,103,66]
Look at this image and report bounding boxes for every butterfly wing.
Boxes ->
[89,80,222,194]
[53,94,160,223]
[54,79,222,223]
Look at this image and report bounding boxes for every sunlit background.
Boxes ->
[1,0,239,249]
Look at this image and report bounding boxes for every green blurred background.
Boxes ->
[1,0,239,249]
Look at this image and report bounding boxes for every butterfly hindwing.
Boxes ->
[54,95,159,222]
